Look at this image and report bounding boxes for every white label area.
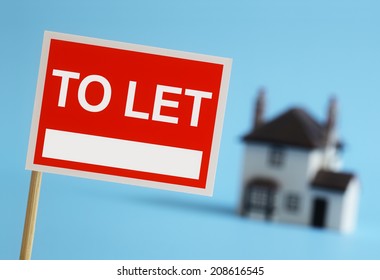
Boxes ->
[42,129,203,179]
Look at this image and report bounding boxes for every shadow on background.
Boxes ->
[128,193,236,218]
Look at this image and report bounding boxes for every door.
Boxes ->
[312,197,328,228]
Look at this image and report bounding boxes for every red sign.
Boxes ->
[26,31,231,196]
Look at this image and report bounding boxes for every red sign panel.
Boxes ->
[26,31,231,196]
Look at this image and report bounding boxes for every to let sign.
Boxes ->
[26,31,232,196]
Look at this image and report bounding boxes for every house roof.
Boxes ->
[243,108,327,149]
[311,170,355,192]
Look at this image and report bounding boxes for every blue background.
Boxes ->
[1,0,379,259]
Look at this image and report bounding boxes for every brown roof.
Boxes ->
[247,177,278,190]
[243,108,326,149]
[311,170,355,192]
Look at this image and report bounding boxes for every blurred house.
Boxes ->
[239,90,360,233]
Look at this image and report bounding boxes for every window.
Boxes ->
[250,188,268,210]
[243,178,278,219]
[249,187,275,214]
[285,194,299,212]
[269,146,285,167]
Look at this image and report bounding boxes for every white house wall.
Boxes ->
[308,183,359,233]
[239,142,358,233]
[301,149,327,224]
[241,143,325,225]
[340,179,360,233]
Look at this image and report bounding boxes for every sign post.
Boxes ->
[23,31,232,257]
[20,171,42,260]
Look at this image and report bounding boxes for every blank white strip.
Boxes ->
[42,129,203,179]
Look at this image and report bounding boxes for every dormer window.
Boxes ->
[269,146,284,167]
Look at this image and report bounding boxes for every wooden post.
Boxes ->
[20,171,42,260]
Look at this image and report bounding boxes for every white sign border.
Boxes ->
[26,31,232,196]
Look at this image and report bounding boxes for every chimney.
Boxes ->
[325,96,337,146]
[253,88,265,131]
